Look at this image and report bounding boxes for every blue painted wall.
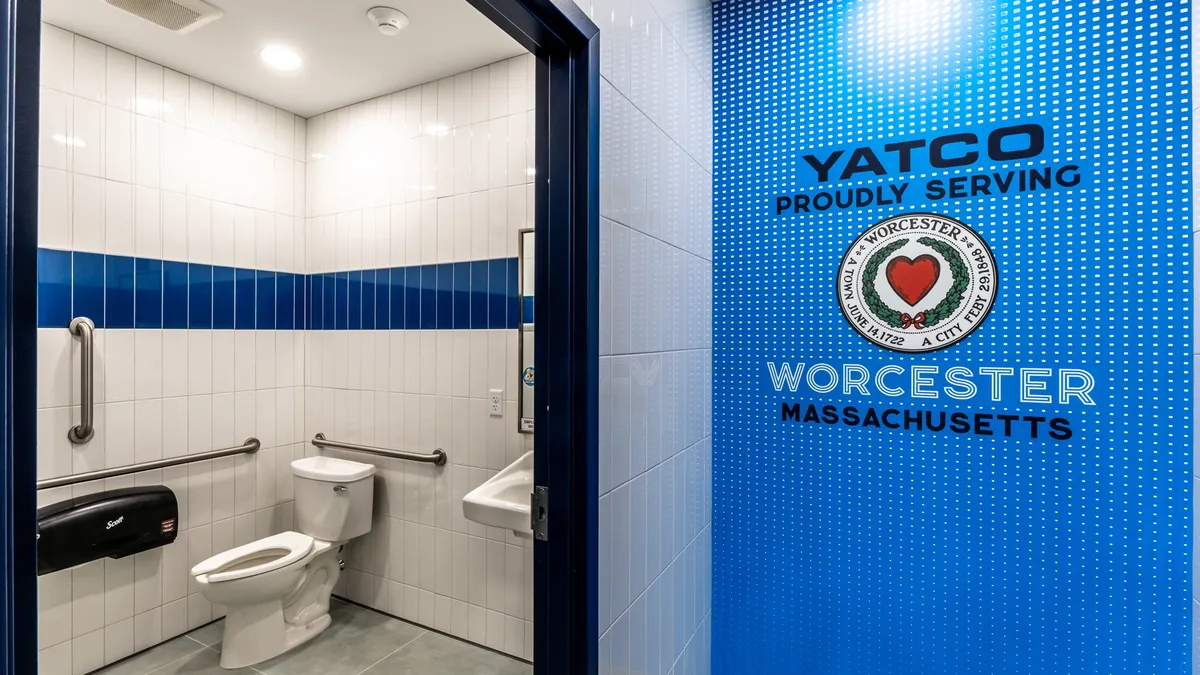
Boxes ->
[712,1,1192,674]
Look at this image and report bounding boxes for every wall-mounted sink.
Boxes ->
[463,451,533,537]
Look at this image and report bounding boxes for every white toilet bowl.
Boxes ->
[192,532,341,668]
[190,456,376,669]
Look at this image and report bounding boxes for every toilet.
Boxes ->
[191,455,376,669]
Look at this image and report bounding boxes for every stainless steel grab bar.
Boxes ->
[37,438,262,490]
[311,433,447,466]
[67,317,96,444]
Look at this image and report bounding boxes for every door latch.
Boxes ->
[531,486,548,541]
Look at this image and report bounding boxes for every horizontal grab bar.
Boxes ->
[311,433,447,466]
[37,438,262,490]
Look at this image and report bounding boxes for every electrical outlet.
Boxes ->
[489,389,503,416]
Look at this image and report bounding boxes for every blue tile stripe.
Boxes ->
[522,296,535,325]
[36,248,522,331]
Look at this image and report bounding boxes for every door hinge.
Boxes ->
[531,486,548,541]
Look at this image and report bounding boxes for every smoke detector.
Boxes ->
[366,7,410,36]
[105,0,223,34]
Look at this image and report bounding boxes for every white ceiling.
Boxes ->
[42,0,528,117]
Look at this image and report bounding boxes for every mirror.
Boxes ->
[518,229,535,433]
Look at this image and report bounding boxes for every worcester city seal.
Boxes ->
[837,212,997,353]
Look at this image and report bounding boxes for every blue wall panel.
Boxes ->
[712,1,1192,674]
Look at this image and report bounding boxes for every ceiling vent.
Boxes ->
[105,0,223,34]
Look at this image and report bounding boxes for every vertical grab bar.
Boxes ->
[67,317,95,444]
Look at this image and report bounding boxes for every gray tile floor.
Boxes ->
[94,600,533,675]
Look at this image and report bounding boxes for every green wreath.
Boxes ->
[861,236,969,329]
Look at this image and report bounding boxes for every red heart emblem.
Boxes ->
[886,254,941,306]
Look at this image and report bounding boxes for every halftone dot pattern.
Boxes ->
[712,1,1192,674]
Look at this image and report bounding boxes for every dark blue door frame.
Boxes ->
[462,2,600,673]
[2,0,41,672]
[2,1,597,674]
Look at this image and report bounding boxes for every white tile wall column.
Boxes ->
[302,54,537,662]
[573,1,715,674]
[36,23,307,675]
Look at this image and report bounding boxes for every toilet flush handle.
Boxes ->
[333,485,347,493]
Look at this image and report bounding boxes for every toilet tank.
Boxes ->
[291,456,376,542]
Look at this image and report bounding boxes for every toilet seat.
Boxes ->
[191,532,314,584]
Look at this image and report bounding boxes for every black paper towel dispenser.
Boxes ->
[37,486,178,576]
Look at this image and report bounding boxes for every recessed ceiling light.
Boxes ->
[260,45,302,71]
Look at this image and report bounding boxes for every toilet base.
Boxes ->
[219,605,332,669]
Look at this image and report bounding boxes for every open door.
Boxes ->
[461,1,599,673]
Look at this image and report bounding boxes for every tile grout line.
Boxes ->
[196,640,272,675]
[137,637,216,675]
[352,628,430,675]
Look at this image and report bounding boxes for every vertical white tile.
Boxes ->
[188,394,213,454]
[104,330,135,402]
[41,24,74,94]
[133,186,161,258]
[105,180,134,256]
[38,328,72,409]
[163,69,188,127]
[71,629,105,675]
[187,196,212,264]
[160,122,187,194]
[39,87,70,171]
[135,58,164,118]
[255,445,276,510]
[134,115,160,189]
[507,57,529,117]
[234,332,256,393]
[161,192,187,261]
[212,87,235,141]
[134,399,163,464]
[212,330,235,394]
[234,205,256,269]
[255,210,276,270]
[489,62,509,119]
[488,118,508,189]
[37,411,73,482]
[103,557,135,625]
[255,100,276,151]
[161,398,188,461]
[71,560,105,638]
[188,77,214,132]
[187,332,213,395]
[38,569,73,650]
[105,105,132,182]
[105,48,135,111]
[211,202,235,267]
[39,168,72,249]
[72,173,105,253]
[507,113,527,187]
[162,330,189,397]
[133,607,162,652]
[104,401,135,469]
[161,598,187,639]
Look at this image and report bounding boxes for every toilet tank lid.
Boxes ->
[292,456,377,482]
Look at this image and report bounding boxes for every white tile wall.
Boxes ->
[302,54,537,662]
[575,0,715,674]
[36,23,307,675]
